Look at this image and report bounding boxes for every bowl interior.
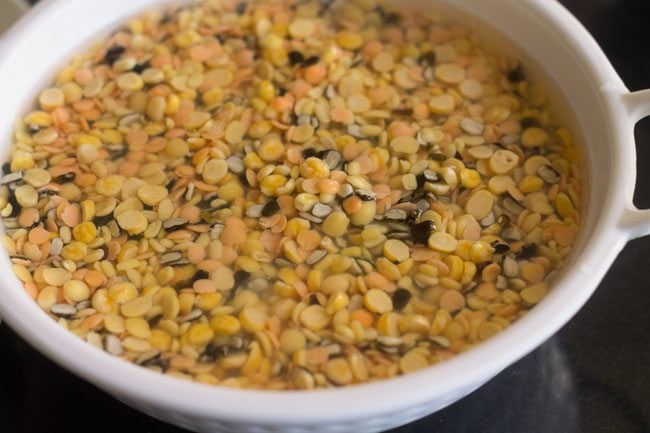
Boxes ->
[0,0,633,429]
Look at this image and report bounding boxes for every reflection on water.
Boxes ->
[389,337,581,433]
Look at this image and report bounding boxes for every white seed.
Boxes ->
[226,156,244,174]
[460,118,484,135]
[312,203,332,218]
[246,204,264,218]
[104,335,124,355]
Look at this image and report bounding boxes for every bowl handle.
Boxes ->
[619,89,650,239]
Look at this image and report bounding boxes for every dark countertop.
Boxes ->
[2,1,650,432]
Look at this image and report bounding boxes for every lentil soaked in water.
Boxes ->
[0,0,582,389]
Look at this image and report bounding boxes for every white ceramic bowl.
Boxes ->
[1,1,649,432]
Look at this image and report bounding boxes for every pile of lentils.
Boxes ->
[0,0,582,389]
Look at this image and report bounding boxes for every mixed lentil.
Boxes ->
[0,0,582,389]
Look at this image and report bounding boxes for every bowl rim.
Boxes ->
[0,0,634,424]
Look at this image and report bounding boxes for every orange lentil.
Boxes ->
[296,230,320,251]
[364,272,396,292]
[301,178,319,194]
[388,121,414,138]
[116,162,140,178]
[342,195,362,214]
[362,41,384,60]
[302,64,327,85]
[194,279,218,293]
[197,260,223,273]
[28,227,51,245]
[179,206,201,224]
[84,270,107,289]
[290,80,312,99]
[24,282,38,300]
[367,88,388,106]
[329,107,353,124]
[60,204,81,227]
[270,96,292,113]
[317,179,339,194]
[126,130,148,149]
[413,103,429,120]
[19,208,40,228]
[306,347,329,366]
[439,290,466,312]
[171,228,197,240]
[475,283,498,301]
[187,244,207,263]
[75,172,99,187]
[350,309,374,328]
[82,314,104,330]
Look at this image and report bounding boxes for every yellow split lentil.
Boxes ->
[0,0,583,391]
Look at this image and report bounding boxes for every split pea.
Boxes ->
[384,239,410,262]
[364,289,393,314]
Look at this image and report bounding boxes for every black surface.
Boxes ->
[3,0,650,432]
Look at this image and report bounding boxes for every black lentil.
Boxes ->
[147,314,163,328]
[238,171,250,187]
[517,243,538,260]
[416,173,427,189]
[54,172,75,183]
[7,192,20,217]
[419,50,436,66]
[236,1,247,15]
[261,198,280,217]
[141,355,170,371]
[165,178,177,191]
[507,65,525,83]
[288,51,305,65]
[411,220,436,245]
[429,153,447,161]
[93,214,113,226]
[132,60,151,73]
[234,270,251,286]
[300,55,320,68]
[393,108,413,116]
[383,12,401,24]
[520,117,541,129]
[392,288,412,311]
[102,45,126,66]
[191,270,210,284]
[108,147,129,160]
[355,191,375,201]
[199,343,224,362]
